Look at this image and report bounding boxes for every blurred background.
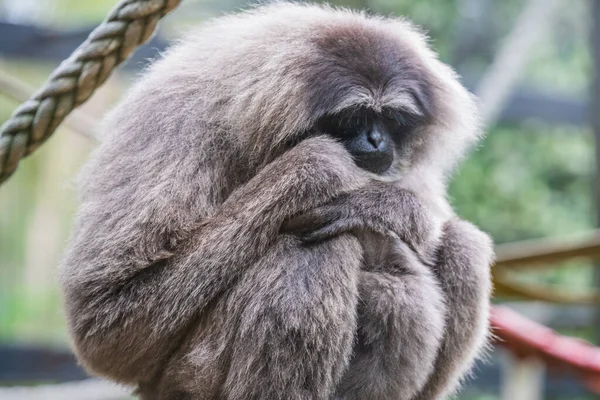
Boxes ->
[1,0,599,399]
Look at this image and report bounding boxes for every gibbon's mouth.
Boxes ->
[353,151,394,175]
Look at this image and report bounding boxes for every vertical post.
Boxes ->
[593,1,600,381]
[500,350,545,400]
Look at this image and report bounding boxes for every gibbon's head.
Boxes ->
[134,2,480,179]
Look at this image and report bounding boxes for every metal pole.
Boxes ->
[592,1,600,381]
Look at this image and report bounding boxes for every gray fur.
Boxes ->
[60,3,493,399]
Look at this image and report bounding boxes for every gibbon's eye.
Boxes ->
[381,109,421,137]
[318,110,395,175]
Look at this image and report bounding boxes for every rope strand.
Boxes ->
[0,0,182,185]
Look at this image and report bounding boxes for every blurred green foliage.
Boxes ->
[451,123,594,243]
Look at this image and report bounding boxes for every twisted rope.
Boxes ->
[0,67,98,139]
[0,0,182,186]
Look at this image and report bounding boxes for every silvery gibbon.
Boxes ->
[61,3,493,400]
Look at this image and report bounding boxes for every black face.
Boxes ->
[318,108,419,175]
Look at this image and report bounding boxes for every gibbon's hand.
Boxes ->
[281,182,436,254]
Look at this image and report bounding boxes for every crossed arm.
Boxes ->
[61,136,368,383]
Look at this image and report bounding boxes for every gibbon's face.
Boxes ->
[317,107,424,175]
[297,21,441,177]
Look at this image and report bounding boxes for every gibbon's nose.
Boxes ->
[367,128,384,149]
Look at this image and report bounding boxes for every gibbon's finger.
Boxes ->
[281,205,342,234]
[297,217,361,244]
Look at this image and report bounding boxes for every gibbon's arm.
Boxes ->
[282,182,437,256]
[414,219,494,400]
[335,238,446,400]
[61,136,367,384]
